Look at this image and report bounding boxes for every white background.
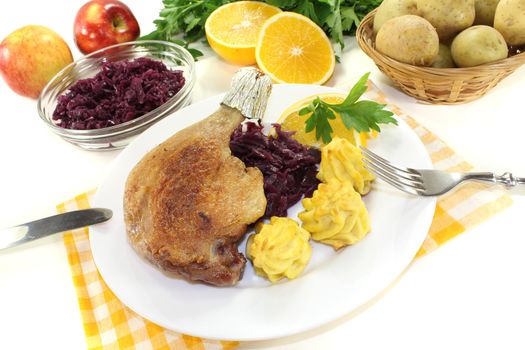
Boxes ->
[1,1,524,349]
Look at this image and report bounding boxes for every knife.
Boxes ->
[0,208,112,251]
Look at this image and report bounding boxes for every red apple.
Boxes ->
[74,0,140,54]
[0,25,73,98]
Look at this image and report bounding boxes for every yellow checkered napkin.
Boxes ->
[57,192,238,350]
[57,82,511,349]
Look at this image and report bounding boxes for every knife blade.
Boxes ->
[0,208,112,251]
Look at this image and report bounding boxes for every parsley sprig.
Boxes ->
[299,72,397,144]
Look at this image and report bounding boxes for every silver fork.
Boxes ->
[360,146,525,196]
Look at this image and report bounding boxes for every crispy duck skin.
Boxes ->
[124,105,267,286]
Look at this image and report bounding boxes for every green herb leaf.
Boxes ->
[305,116,317,133]
[301,72,397,143]
[184,15,201,33]
[158,38,204,60]
[339,71,369,106]
[314,106,334,144]
[340,5,360,32]
[187,47,204,59]
[299,105,313,116]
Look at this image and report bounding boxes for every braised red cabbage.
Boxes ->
[230,121,320,218]
[52,57,185,130]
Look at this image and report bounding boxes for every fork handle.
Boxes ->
[464,172,525,187]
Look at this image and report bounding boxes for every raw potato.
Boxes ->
[417,0,476,40]
[451,25,508,67]
[373,0,418,33]
[432,44,456,68]
[376,15,439,66]
[494,0,525,46]
[474,0,500,25]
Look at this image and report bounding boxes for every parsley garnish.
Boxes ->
[298,72,397,144]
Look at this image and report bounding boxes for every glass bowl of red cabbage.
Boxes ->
[37,40,195,150]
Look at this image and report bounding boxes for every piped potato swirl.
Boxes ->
[299,179,371,250]
[247,217,312,283]
[317,137,375,195]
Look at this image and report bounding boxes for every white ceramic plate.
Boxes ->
[91,84,436,341]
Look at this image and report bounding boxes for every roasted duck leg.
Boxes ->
[124,68,272,286]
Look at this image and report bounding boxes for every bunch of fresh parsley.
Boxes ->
[299,72,397,143]
[140,0,383,59]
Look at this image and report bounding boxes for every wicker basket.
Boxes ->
[356,9,525,104]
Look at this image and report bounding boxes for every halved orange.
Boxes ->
[205,1,281,65]
[277,93,377,147]
[255,12,335,84]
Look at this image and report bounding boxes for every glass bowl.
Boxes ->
[37,40,195,151]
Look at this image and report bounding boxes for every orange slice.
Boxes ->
[277,93,377,147]
[205,1,281,66]
[255,12,335,84]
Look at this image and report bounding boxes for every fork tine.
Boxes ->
[362,156,424,185]
[363,159,425,193]
[365,163,424,195]
[360,146,420,178]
